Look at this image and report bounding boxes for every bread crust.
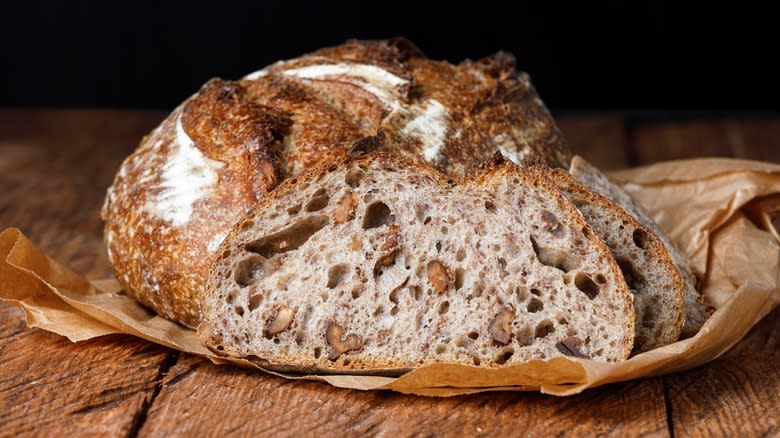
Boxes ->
[102,39,570,327]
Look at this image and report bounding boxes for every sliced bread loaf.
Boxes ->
[569,156,711,337]
[548,168,685,352]
[198,153,634,373]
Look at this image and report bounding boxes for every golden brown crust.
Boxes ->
[102,39,572,328]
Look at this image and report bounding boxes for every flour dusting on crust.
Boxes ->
[144,116,224,226]
[279,63,409,109]
[401,99,450,161]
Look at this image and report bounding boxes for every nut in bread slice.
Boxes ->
[199,153,635,373]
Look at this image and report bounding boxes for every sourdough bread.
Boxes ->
[569,156,712,337]
[198,154,634,372]
[102,38,570,327]
[548,168,685,351]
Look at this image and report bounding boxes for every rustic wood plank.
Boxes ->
[140,354,668,437]
[558,114,631,170]
[631,119,736,165]
[638,119,780,438]
[0,109,172,436]
[139,114,670,436]
[0,331,172,436]
[666,306,780,438]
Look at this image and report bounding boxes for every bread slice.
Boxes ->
[198,153,634,373]
[569,156,712,337]
[547,168,685,352]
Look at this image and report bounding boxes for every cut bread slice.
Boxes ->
[199,153,634,374]
[569,156,712,337]
[547,168,685,352]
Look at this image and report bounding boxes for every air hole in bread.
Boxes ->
[454,268,465,290]
[632,228,650,249]
[436,241,442,252]
[455,336,468,348]
[234,255,265,287]
[527,298,544,313]
[495,349,514,365]
[246,215,329,258]
[440,226,448,234]
[305,189,330,212]
[616,258,644,291]
[409,285,423,300]
[473,357,481,366]
[468,331,480,340]
[529,235,581,272]
[226,290,238,304]
[473,281,485,298]
[535,320,555,338]
[248,293,263,311]
[438,301,450,314]
[363,201,393,229]
[373,306,384,317]
[327,264,349,289]
[435,345,447,354]
[595,274,607,285]
[313,347,322,359]
[575,273,600,299]
[484,200,497,213]
[530,288,541,296]
[390,306,399,316]
[423,216,432,225]
[351,286,364,299]
[234,305,244,316]
[456,248,466,261]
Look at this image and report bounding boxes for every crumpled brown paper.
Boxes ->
[2,158,779,396]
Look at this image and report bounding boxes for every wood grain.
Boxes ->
[140,355,668,437]
[0,331,172,437]
[665,306,780,438]
[0,109,172,437]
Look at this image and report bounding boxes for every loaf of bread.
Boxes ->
[198,153,635,372]
[569,156,712,337]
[101,38,570,328]
[548,168,685,351]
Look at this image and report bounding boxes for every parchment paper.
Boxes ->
[2,158,779,396]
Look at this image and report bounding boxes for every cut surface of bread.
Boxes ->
[569,156,712,337]
[199,154,634,373]
[548,168,685,352]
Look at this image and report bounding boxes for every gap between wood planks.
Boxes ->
[125,351,180,438]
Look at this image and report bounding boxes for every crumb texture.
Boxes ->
[200,155,634,372]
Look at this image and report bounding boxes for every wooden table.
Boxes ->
[1,109,778,437]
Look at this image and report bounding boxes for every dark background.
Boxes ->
[2,1,778,111]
